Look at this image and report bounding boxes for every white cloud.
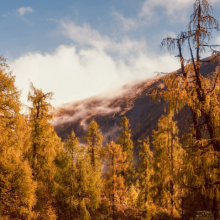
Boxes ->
[109,0,220,32]
[61,21,104,47]
[110,0,194,30]
[140,0,193,23]
[17,7,33,16]
[112,11,137,31]
[140,0,220,24]
[215,35,220,44]
[9,21,180,107]
[60,20,148,56]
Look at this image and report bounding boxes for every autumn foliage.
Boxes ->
[0,0,220,219]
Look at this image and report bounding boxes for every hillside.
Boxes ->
[53,56,219,159]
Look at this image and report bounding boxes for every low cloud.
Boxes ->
[17,7,33,16]
[53,98,121,128]
[102,126,121,145]
[9,21,180,108]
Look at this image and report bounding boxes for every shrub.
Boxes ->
[190,211,214,220]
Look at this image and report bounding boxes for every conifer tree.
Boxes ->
[65,131,80,219]
[104,141,128,220]
[127,185,138,208]
[138,137,154,219]
[158,0,220,152]
[55,131,79,219]
[127,184,139,219]
[73,153,92,220]
[84,119,103,218]
[56,130,102,220]
[118,116,134,186]
[84,119,103,171]
[0,57,36,219]
[58,141,92,220]
[27,83,62,219]
[152,0,220,218]
[180,128,220,219]
[152,111,183,218]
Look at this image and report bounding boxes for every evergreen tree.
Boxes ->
[104,141,128,220]
[0,57,36,219]
[27,83,62,219]
[118,116,134,186]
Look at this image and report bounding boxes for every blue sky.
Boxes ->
[1,0,220,106]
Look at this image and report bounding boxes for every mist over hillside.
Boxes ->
[53,56,219,160]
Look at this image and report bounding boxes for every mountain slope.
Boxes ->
[53,76,164,142]
[53,57,219,159]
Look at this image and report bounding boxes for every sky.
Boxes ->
[1,0,220,107]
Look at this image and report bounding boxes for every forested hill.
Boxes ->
[53,56,219,148]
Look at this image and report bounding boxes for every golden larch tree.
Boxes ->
[27,83,62,219]
[104,141,128,220]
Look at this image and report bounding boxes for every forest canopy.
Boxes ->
[0,0,220,219]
